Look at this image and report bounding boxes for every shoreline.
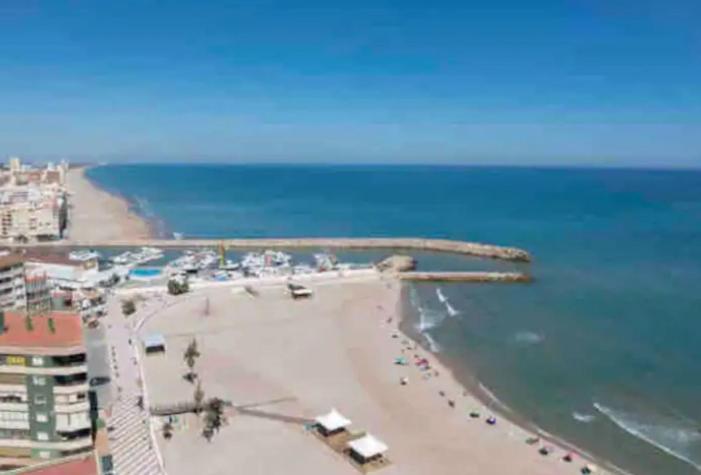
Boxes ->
[65,166,157,242]
[71,165,630,473]
[131,275,606,474]
[396,282,631,475]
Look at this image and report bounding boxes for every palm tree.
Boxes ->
[193,381,205,413]
[183,338,200,382]
[201,397,227,440]
[162,420,174,440]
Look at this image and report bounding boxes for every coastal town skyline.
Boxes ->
[1,0,699,167]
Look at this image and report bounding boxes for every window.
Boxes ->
[0,411,28,421]
[32,356,44,366]
[34,395,46,405]
[36,412,48,423]
[32,376,46,386]
[37,431,48,441]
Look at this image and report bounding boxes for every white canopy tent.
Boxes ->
[348,433,388,462]
[315,408,351,435]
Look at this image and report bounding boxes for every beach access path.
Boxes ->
[65,167,153,242]
[128,275,605,475]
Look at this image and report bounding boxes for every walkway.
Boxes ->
[103,293,166,475]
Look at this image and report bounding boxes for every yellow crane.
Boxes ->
[218,241,227,268]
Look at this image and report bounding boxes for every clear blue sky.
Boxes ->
[0,0,699,167]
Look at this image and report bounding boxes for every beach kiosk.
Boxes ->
[288,283,313,300]
[347,433,389,466]
[315,408,351,438]
[143,333,166,355]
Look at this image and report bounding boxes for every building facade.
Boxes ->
[0,254,28,311]
[0,311,92,465]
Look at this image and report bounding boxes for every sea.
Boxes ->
[87,164,701,475]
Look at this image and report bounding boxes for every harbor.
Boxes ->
[6,237,531,261]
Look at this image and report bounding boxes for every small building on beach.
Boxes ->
[288,283,313,300]
[143,333,166,354]
[347,433,388,466]
[315,409,351,438]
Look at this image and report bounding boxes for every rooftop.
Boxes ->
[0,311,84,350]
[0,252,24,268]
[348,434,388,459]
[16,454,98,475]
[315,408,351,432]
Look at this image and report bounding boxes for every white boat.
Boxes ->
[69,249,101,262]
[314,253,338,271]
[168,249,218,274]
[111,247,163,267]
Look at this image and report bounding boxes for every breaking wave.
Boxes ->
[408,286,447,353]
[594,402,701,471]
[512,331,545,345]
[573,411,596,423]
[436,287,460,317]
[436,288,447,303]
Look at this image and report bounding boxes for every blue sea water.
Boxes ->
[87,164,701,475]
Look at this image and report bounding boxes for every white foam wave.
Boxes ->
[512,331,545,345]
[436,288,447,303]
[422,331,442,353]
[435,287,460,316]
[573,411,596,423]
[415,306,448,332]
[478,383,512,413]
[594,402,701,471]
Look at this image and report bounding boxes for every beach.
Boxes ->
[65,167,153,242]
[128,275,606,475]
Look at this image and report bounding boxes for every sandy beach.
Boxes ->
[128,275,607,475]
[65,167,153,241]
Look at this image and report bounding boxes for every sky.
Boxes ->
[0,0,699,167]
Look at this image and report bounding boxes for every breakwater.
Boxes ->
[11,237,531,262]
[399,271,532,283]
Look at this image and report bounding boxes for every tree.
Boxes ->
[193,381,205,413]
[162,420,174,440]
[122,300,136,316]
[168,279,190,296]
[183,338,200,382]
[202,397,227,441]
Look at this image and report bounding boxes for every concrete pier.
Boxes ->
[398,271,532,283]
[8,237,531,262]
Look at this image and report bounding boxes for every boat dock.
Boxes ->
[10,237,531,262]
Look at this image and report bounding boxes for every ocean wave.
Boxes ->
[478,382,512,413]
[594,402,701,471]
[415,306,448,332]
[436,288,447,303]
[436,287,460,317]
[512,331,545,345]
[422,331,442,353]
[132,195,157,219]
[572,411,596,423]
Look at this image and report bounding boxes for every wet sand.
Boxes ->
[65,167,153,242]
[135,276,609,475]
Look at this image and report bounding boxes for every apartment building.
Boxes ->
[0,311,92,465]
[0,254,27,311]
[0,158,69,243]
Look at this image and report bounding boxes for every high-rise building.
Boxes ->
[0,311,92,465]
